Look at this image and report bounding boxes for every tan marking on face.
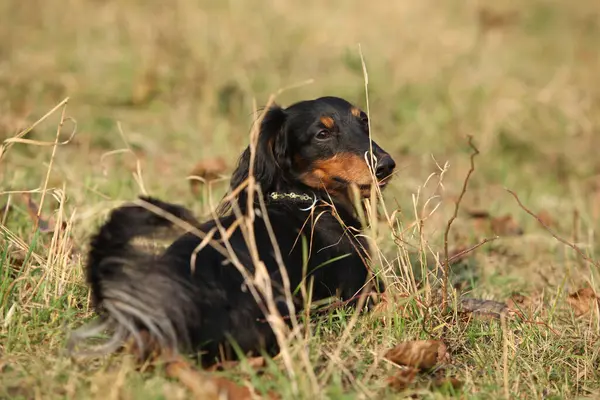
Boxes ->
[350,107,362,117]
[320,116,335,129]
[299,153,374,196]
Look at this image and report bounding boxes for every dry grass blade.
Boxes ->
[501,313,509,400]
[35,100,70,232]
[0,98,69,161]
[3,117,77,147]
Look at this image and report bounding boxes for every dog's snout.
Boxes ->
[375,156,396,180]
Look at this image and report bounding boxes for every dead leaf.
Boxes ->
[567,287,600,317]
[21,193,66,233]
[386,368,418,391]
[211,376,259,400]
[166,359,274,400]
[506,292,543,318]
[490,215,523,236]
[537,209,554,228]
[0,202,12,224]
[385,340,449,370]
[206,356,266,372]
[478,8,519,32]
[370,293,418,323]
[459,298,509,320]
[7,250,28,278]
[189,157,228,194]
[468,210,523,236]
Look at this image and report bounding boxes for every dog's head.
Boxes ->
[231,96,396,200]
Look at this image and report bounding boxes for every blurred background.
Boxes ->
[1,0,600,250]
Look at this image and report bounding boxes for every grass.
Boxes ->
[1,0,600,398]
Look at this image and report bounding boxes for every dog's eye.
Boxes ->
[360,114,369,125]
[315,130,331,140]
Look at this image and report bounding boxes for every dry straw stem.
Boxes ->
[0,97,77,232]
[234,92,302,390]
[136,174,309,393]
[506,188,600,269]
[442,135,480,310]
[501,313,510,400]
[321,45,387,385]
[98,122,148,195]
[202,80,320,396]
[0,97,70,161]
[36,100,70,231]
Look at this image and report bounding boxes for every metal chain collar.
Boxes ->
[268,192,313,202]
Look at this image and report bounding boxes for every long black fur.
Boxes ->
[71,96,396,366]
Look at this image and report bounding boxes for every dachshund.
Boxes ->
[69,96,396,367]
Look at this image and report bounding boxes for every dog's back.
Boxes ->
[74,195,371,365]
[162,199,371,363]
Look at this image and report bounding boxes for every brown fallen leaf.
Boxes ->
[467,210,523,236]
[21,193,66,233]
[478,8,519,32]
[0,202,12,224]
[567,287,600,317]
[385,340,449,370]
[189,157,228,194]
[536,209,554,228]
[459,298,509,320]
[506,292,543,318]
[490,215,523,236]
[166,358,275,400]
[0,359,7,373]
[7,250,28,278]
[206,356,266,372]
[370,293,419,323]
[386,368,418,391]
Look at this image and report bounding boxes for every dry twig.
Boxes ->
[506,189,599,269]
[442,136,480,310]
[447,236,499,264]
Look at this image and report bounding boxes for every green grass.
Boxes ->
[1,0,600,398]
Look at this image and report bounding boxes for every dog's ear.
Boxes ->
[229,105,289,195]
[260,105,289,171]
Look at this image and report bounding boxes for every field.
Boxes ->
[1,0,600,398]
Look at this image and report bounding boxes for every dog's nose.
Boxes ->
[375,156,396,180]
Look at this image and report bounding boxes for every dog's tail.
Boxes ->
[68,196,200,357]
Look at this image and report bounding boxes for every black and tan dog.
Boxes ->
[71,96,396,367]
